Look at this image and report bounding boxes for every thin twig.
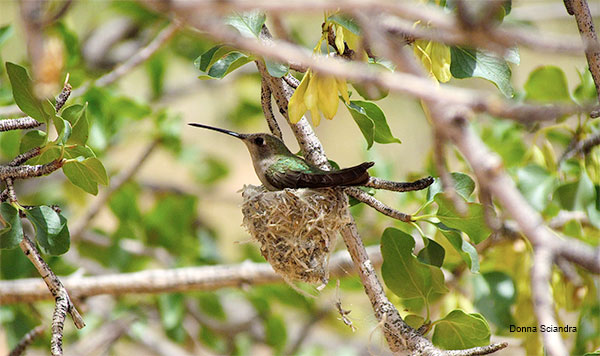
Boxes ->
[54,82,72,112]
[559,131,600,163]
[71,22,181,97]
[344,187,412,222]
[286,308,329,355]
[260,75,283,139]
[363,176,433,192]
[531,248,566,356]
[570,0,600,104]
[18,235,85,356]
[0,246,382,303]
[556,256,584,287]
[9,147,43,166]
[445,342,509,356]
[41,0,73,27]
[8,325,45,356]
[432,129,467,215]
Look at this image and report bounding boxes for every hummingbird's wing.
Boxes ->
[266,157,374,189]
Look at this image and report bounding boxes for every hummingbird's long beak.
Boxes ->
[188,123,246,139]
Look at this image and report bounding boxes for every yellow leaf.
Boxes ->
[288,70,310,123]
[335,25,345,54]
[304,71,321,126]
[336,78,350,104]
[430,42,452,83]
[317,75,339,120]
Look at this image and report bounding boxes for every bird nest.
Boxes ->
[241,185,351,289]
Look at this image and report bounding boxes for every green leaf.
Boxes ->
[404,314,425,330]
[432,310,490,349]
[62,160,99,195]
[435,195,491,244]
[5,62,49,123]
[52,116,72,144]
[265,59,289,78]
[426,172,475,204]
[0,203,23,249]
[25,206,69,255]
[480,120,527,168]
[53,22,80,67]
[381,228,448,309]
[225,11,266,38]
[573,68,598,105]
[450,47,514,98]
[64,145,96,160]
[524,66,570,103]
[346,101,374,148]
[473,271,516,330]
[0,130,20,158]
[352,64,390,101]
[28,146,61,165]
[327,14,360,35]
[158,293,185,330]
[83,157,109,186]
[346,100,401,149]
[194,46,232,72]
[554,170,595,211]
[61,103,89,145]
[198,52,252,79]
[517,165,557,211]
[146,52,166,99]
[0,25,13,48]
[417,238,445,267]
[265,314,287,352]
[19,130,47,154]
[435,222,479,273]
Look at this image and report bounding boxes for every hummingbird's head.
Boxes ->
[188,123,291,160]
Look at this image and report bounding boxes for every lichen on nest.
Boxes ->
[241,185,351,288]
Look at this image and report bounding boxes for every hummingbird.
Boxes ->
[189,123,374,191]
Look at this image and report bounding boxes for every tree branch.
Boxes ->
[344,187,412,222]
[531,248,566,356]
[0,246,382,304]
[259,74,283,139]
[18,235,85,356]
[0,159,64,180]
[558,130,600,163]
[0,117,41,131]
[569,0,600,104]
[363,175,433,192]
[8,325,45,356]
[182,16,587,123]
[71,22,181,97]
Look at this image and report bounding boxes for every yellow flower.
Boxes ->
[287,69,350,126]
[414,39,452,83]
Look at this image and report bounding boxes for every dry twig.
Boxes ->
[18,235,85,356]
[8,325,45,356]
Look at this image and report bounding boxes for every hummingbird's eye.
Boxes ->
[254,137,265,146]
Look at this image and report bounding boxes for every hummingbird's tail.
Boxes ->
[298,161,374,188]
